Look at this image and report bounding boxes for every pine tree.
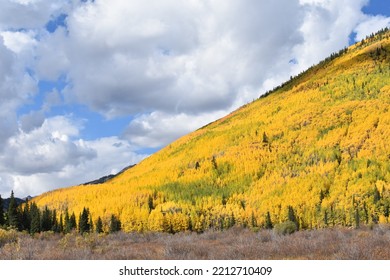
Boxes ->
[262,132,269,144]
[0,195,5,226]
[354,208,360,229]
[148,195,154,213]
[109,214,121,233]
[7,191,19,229]
[373,187,381,204]
[64,209,71,233]
[211,156,218,170]
[51,209,59,232]
[30,202,41,234]
[20,202,31,231]
[89,213,94,233]
[265,211,273,229]
[250,211,257,228]
[96,217,103,233]
[323,210,329,226]
[69,212,77,231]
[41,206,52,231]
[64,210,77,233]
[287,206,299,230]
[78,207,91,234]
[58,214,64,233]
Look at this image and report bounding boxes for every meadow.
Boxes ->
[1,226,390,260]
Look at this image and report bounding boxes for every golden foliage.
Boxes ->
[33,29,390,232]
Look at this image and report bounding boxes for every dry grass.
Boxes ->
[1,226,390,260]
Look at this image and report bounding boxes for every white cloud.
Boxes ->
[0,116,95,175]
[354,15,390,41]
[0,0,69,30]
[0,0,386,197]
[58,0,303,118]
[0,36,37,148]
[292,0,368,72]
[0,116,146,197]
[0,30,37,53]
[3,136,146,197]
[35,27,70,80]
[124,110,227,148]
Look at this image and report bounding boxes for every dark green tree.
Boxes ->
[354,208,360,229]
[7,191,19,229]
[148,195,154,212]
[211,156,218,170]
[30,202,41,234]
[95,217,103,233]
[323,210,329,226]
[51,209,59,232]
[0,195,5,226]
[373,187,381,204]
[41,206,52,231]
[265,211,273,229]
[64,209,71,233]
[250,211,257,228]
[78,207,91,234]
[58,214,64,233]
[262,132,269,144]
[89,213,94,232]
[20,202,31,231]
[109,214,121,233]
[287,205,299,230]
[69,212,77,231]
[64,209,77,233]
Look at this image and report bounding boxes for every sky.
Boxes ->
[0,0,389,198]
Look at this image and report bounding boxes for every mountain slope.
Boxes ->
[34,29,390,232]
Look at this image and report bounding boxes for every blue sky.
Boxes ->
[363,0,390,16]
[0,0,389,197]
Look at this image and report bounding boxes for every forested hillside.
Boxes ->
[33,29,390,233]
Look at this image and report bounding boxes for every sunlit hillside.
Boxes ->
[34,29,390,232]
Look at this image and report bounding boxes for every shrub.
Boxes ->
[0,229,18,247]
[273,221,297,235]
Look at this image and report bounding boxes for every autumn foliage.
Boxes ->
[33,29,390,233]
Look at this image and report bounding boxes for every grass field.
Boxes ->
[1,226,390,260]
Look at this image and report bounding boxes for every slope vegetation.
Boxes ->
[34,29,390,232]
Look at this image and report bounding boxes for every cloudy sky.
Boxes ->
[0,0,389,198]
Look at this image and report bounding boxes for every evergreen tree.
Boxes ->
[354,208,360,229]
[41,206,52,231]
[95,217,103,233]
[262,132,269,144]
[0,195,4,226]
[373,187,381,204]
[20,202,31,232]
[78,207,91,234]
[64,209,71,233]
[58,214,64,233]
[323,210,329,226]
[30,202,41,234]
[148,195,154,212]
[287,206,299,230]
[69,212,77,231]
[265,211,273,229]
[109,214,121,233]
[211,156,218,170]
[51,209,59,232]
[250,211,257,228]
[7,191,19,229]
[89,213,94,233]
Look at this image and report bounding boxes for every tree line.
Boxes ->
[0,191,121,235]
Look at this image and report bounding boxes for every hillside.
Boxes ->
[33,29,390,232]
